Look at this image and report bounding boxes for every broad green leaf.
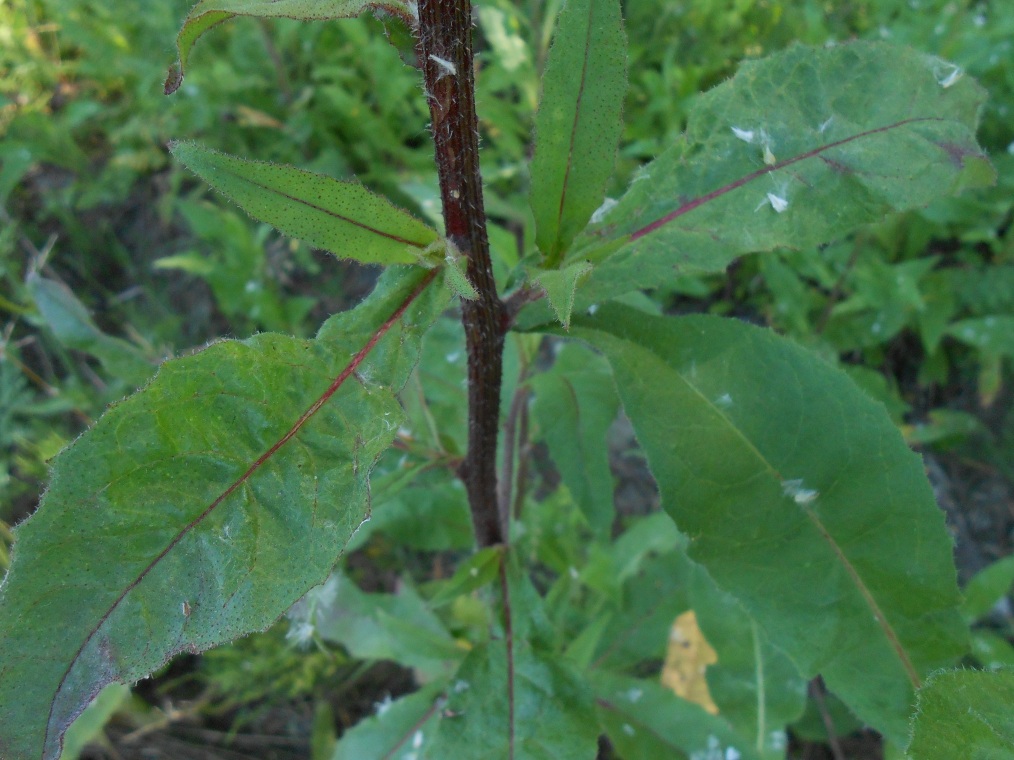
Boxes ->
[593,672,756,760]
[569,305,967,742]
[165,0,400,94]
[529,0,626,264]
[573,42,993,304]
[308,573,463,678]
[0,268,447,760]
[531,343,618,533]
[170,142,436,266]
[27,274,153,387]
[908,668,1014,759]
[332,682,446,760]
[423,643,599,759]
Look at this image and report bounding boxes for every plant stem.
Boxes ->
[417,0,507,547]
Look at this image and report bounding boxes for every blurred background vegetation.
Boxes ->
[1,0,1012,757]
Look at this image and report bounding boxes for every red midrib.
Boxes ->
[42,270,437,757]
[629,117,941,241]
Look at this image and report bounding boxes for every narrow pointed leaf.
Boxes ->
[0,269,446,760]
[165,0,402,94]
[531,343,618,533]
[569,305,967,742]
[575,42,993,304]
[908,669,1014,759]
[171,142,437,265]
[529,0,626,264]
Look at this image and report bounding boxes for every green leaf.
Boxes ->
[908,668,1014,759]
[0,268,446,760]
[27,274,153,387]
[532,260,592,329]
[349,480,474,552]
[170,142,437,266]
[423,643,600,759]
[530,343,618,533]
[574,42,993,304]
[593,672,756,760]
[332,682,446,760]
[165,0,401,94]
[58,684,129,760]
[947,316,1014,356]
[685,561,807,759]
[426,547,503,607]
[962,556,1014,623]
[568,305,967,742]
[529,0,626,264]
[308,573,463,678]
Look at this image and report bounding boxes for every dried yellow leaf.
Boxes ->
[661,610,719,715]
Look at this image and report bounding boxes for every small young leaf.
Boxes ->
[568,305,968,743]
[443,253,479,301]
[573,42,994,305]
[908,668,1014,759]
[529,0,626,264]
[532,260,592,329]
[165,0,404,94]
[0,268,445,760]
[170,142,437,266]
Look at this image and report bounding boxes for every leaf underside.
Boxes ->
[569,305,967,742]
[0,269,446,760]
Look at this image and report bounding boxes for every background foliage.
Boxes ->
[1,0,1012,757]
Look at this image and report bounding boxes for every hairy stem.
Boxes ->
[417,0,507,547]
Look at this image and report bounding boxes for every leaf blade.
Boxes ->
[575,42,993,304]
[0,269,445,760]
[170,142,437,265]
[165,0,398,93]
[529,0,626,264]
[569,305,967,742]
